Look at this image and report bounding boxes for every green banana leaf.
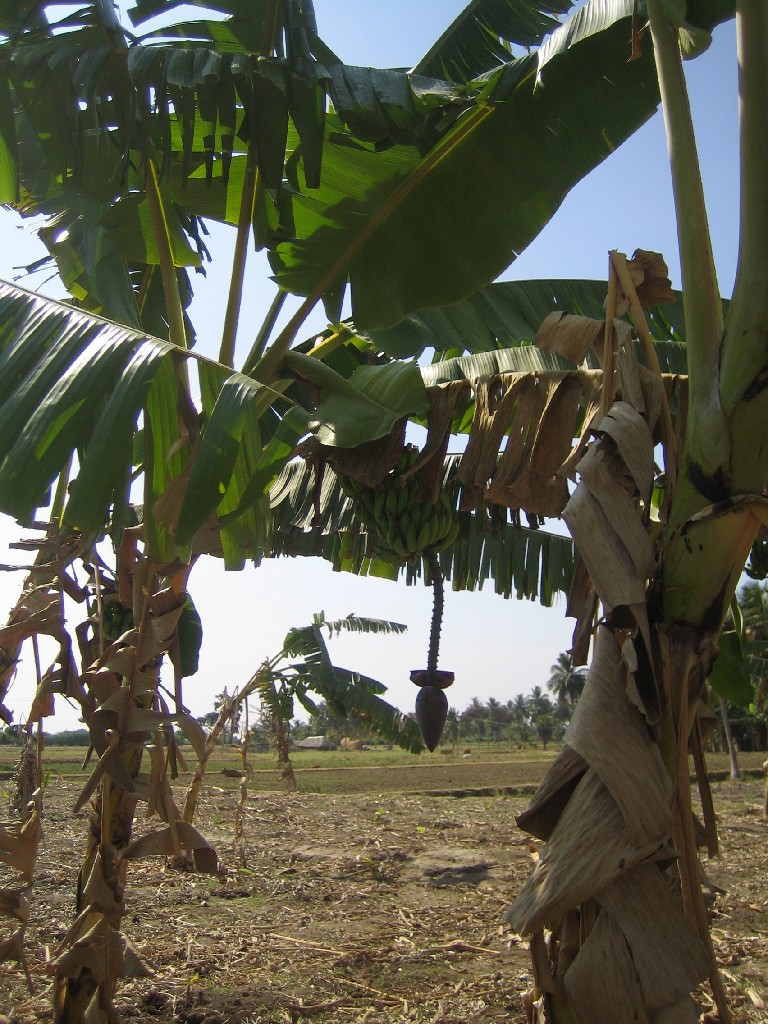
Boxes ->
[0,280,292,553]
[361,278,699,361]
[708,629,755,708]
[266,0,734,332]
[0,283,423,553]
[414,1,572,81]
[0,0,477,329]
[265,456,577,606]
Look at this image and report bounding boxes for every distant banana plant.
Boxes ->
[180,610,421,824]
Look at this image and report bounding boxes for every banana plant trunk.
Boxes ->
[53,769,142,1022]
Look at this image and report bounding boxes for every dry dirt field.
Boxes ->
[2,754,767,1024]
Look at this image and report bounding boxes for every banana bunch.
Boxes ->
[101,599,134,640]
[341,446,460,562]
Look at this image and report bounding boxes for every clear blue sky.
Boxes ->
[0,4,739,730]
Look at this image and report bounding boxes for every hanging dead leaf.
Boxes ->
[123,934,154,978]
[0,928,31,988]
[316,418,407,488]
[458,374,534,506]
[73,731,136,813]
[0,807,42,882]
[415,381,470,502]
[565,627,672,846]
[628,250,675,308]
[596,863,710,1011]
[80,667,121,705]
[144,743,168,819]
[564,909,650,1024]
[557,371,604,481]
[80,851,121,914]
[515,745,589,841]
[487,375,583,517]
[176,713,208,761]
[507,768,667,935]
[27,686,55,723]
[50,914,123,985]
[563,486,647,611]
[0,602,62,648]
[0,888,28,922]
[535,311,604,364]
[596,401,655,502]
[615,320,645,413]
[576,445,655,578]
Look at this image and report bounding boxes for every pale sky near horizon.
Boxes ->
[0,4,740,731]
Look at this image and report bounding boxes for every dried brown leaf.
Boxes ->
[487,375,583,517]
[0,929,30,977]
[628,250,675,308]
[0,888,28,922]
[515,745,589,841]
[615,320,645,413]
[415,382,470,502]
[73,733,136,813]
[565,627,672,846]
[122,821,212,860]
[80,852,121,914]
[176,713,208,761]
[50,914,123,986]
[27,686,56,723]
[597,401,655,501]
[506,769,665,935]
[535,311,603,364]
[563,486,647,611]
[0,603,62,648]
[457,374,533,504]
[0,808,42,882]
[318,418,407,489]
[576,445,656,579]
[597,863,710,1010]
[564,909,651,1024]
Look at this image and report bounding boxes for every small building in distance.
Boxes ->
[294,735,336,751]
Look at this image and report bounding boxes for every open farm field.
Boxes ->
[3,744,766,796]
[1,748,767,1023]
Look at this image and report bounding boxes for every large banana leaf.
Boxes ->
[362,278,697,361]
[0,281,430,550]
[1,0,480,331]
[266,0,735,332]
[2,0,734,352]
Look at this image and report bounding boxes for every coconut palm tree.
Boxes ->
[546,651,587,709]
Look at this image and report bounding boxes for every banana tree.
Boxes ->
[179,611,419,822]
[501,5,768,1024]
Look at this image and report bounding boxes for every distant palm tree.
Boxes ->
[527,684,554,720]
[486,697,505,743]
[546,652,587,709]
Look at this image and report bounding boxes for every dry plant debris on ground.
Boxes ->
[1,771,767,1023]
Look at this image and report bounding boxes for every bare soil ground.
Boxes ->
[2,758,767,1024]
